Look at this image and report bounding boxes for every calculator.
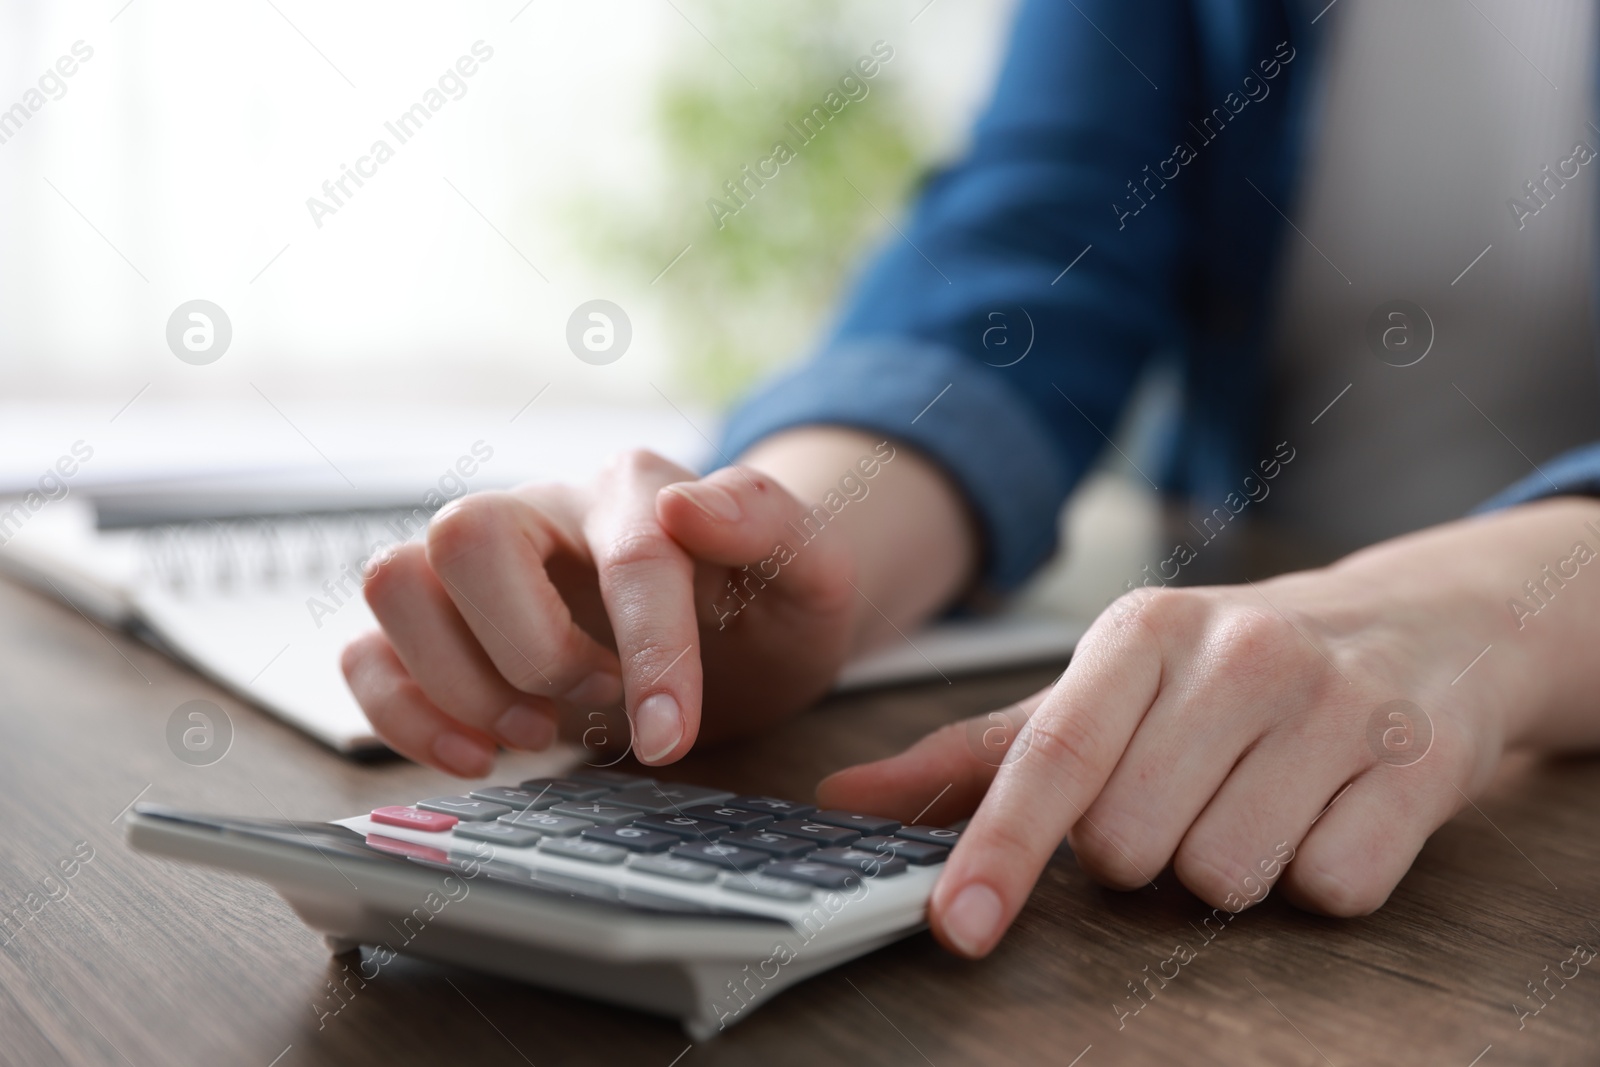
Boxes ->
[124,768,961,1039]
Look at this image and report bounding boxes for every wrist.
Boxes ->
[1323,496,1600,752]
[737,426,977,653]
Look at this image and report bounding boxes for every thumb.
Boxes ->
[656,465,853,593]
[816,692,1048,825]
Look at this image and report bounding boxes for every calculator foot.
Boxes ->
[324,935,363,958]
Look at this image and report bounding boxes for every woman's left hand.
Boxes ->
[818,497,1600,957]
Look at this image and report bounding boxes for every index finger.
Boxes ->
[583,451,705,766]
[928,593,1165,957]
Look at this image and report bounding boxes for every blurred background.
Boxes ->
[0,0,1163,638]
[0,0,1011,408]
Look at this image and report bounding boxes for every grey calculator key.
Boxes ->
[761,861,861,891]
[538,836,628,865]
[518,777,611,801]
[549,800,650,825]
[720,829,815,858]
[452,822,542,847]
[894,825,962,847]
[632,814,730,840]
[469,786,560,811]
[810,810,901,836]
[728,795,817,819]
[627,853,720,883]
[497,810,594,836]
[808,847,908,877]
[669,841,770,871]
[417,796,513,822]
[767,819,861,847]
[721,872,813,901]
[606,783,735,814]
[581,825,678,853]
[854,835,949,865]
[680,804,775,830]
[564,768,655,789]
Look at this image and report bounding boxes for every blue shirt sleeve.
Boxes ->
[1474,443,1600,513]
[720,0,1205,593]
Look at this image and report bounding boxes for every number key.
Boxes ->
[669,841,769,871]
[767,819,861,847]
[580,825,678,853]
[680,805,775,830]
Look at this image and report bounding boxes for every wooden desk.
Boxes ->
[0,575,1596,1067]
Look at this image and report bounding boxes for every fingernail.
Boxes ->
[494,704,557,750]
[432,733,494,777]
[634,692,683,764]
[565,670,623,707]
[664,482,742,522]
[942,883,1003,957]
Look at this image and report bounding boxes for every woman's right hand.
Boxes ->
[340,428,971,777]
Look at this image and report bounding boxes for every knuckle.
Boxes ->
[597,523,677,572]
[1207,609,1297,670]
[1068,816,1161,891]
[426,491,519,566]
[1172,846,1264,911]
[360,542,425,606]
[1018,707,1103,777]
[500,655,555,694]
[1288,861,1388,917]
[973,819,1051,873]
[606,448,676,482]
[339,631,385,683]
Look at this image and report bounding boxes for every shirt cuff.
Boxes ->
[1474,441,1600,513]
[719,340,1073,593]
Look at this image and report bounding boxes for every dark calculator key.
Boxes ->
[669,841,770,871]
[627,854,719,882]
[549,800,648,826]
[452,822,542,847]
[497,811,593,836]
[721,829,816,859]
[767,819,861,848]
[538,837,627,865]
[855,835,949,866]
[808,847,908,878]
[469,786,561,811]
[680,804,775,830]
[894,825,962,847]
[721,873,813,901]
[761,861,861,891]
[518,778,611,801]
[631,814,730,840]
[728,795,817,819]
[416,796,513,822]
[562,768,656,790]
[810,810,901,836]
[606,783,735,814]
[580,825,678,853]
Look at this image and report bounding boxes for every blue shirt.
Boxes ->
[720,0,1600,593]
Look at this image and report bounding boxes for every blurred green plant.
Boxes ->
[565,2,929,403]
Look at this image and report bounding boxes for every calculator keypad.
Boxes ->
[366,781,957,911]
[418,796,513,821]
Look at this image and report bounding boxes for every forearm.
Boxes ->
[738,426,977,653]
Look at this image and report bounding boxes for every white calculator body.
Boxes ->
[124,769,960,1039]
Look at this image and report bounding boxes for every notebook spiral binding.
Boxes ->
[133,509,438,595]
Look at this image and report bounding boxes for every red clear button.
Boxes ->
[370,805,458,832]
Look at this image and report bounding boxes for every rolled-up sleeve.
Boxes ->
[1474,443,1600,513]
[718,0,1207,592]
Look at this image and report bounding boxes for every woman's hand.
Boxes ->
[819,496,1600,957]
[341,427,975,776]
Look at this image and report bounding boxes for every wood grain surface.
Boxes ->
[0,576,1596,1067]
